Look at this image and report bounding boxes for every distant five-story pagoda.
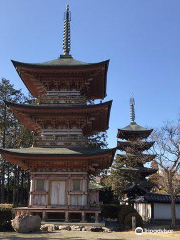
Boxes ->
[116,95,157,202]
[0,5,116,222]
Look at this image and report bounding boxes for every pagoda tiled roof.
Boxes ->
[12,57,109,68]
[5,101,112,135]
[123,183,147,194]
[120,123,149,131]
[117,140,155,152]
[117,153,156,163]
[30,57,88,66]
[120,166,158,174]
[11,58,109,100]
[0,147,116,172]
[0,147,115,157]
[138,180,156,188]
[123,182,156,198]
[117,123,153,140]
[134,192,180,204]
[5,100,112,111]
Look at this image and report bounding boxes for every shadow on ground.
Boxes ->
[0,233,125,240]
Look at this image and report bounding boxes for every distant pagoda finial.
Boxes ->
[130,93,136,124]
[62,4,71,56]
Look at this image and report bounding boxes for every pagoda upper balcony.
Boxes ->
[39,90,86,105]
[5,101,112,137]
[34,134,88,148]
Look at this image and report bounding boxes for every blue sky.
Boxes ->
[0,0,180,148]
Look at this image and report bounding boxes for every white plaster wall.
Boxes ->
[154,203,180,219]
[134,203,151,220]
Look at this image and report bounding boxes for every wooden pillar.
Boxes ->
[82,177,88,206]
[29,177,33,206]
[95,190,100,204]
[32,177,35,191]
[87,177,89,206]
[81,211,86,222]
[29,177,35,206]
[65,211,69,222]
[67,194,70,205]
[30,177,33,192]
[67,176,71,205]
[82,195,87,206]
[46,178,49,206]
[42,211,47,221]
[29,195,33,207]
[82,179,87,192]
[95,212,99,223]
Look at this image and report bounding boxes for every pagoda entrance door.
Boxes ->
[50,181,66,205]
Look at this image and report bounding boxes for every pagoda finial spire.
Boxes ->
[62,4,71,57]
[130,93,136,124]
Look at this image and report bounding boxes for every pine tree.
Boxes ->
[0,78,33,204]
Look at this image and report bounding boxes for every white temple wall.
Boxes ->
[154,203,180,219]
[134,202,180,220]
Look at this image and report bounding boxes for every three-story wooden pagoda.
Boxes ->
[0,5,115,222]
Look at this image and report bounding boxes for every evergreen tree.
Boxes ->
[88,132,108,149]
[0,78,33,205]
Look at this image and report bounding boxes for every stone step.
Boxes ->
[41,221,105,227]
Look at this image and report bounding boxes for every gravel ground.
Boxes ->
[0,230,179,240]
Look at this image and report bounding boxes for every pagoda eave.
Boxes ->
[117,123,153,140]
[0,147,116,172]
[123,181,156,195]
[138,181,157,189]
[116,154,156,163]
[117,141,155,152]
[120,167,158,176]
[11,59,109,69]
[12,60,109,100]
[0,147,116,170]
[5,101,112,135]
[117,130,153,140]
[122,183,147,194]
[5,100,112,112]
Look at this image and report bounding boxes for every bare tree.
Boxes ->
[151,121,180,228]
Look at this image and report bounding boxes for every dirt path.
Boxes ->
[0,230,179,240]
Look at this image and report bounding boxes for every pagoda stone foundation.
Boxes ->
[0,5,115,223]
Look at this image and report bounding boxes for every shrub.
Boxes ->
[124,212,143,228]
[0,204,14,232]
[101,204,121,219]
[118,205,137,224]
